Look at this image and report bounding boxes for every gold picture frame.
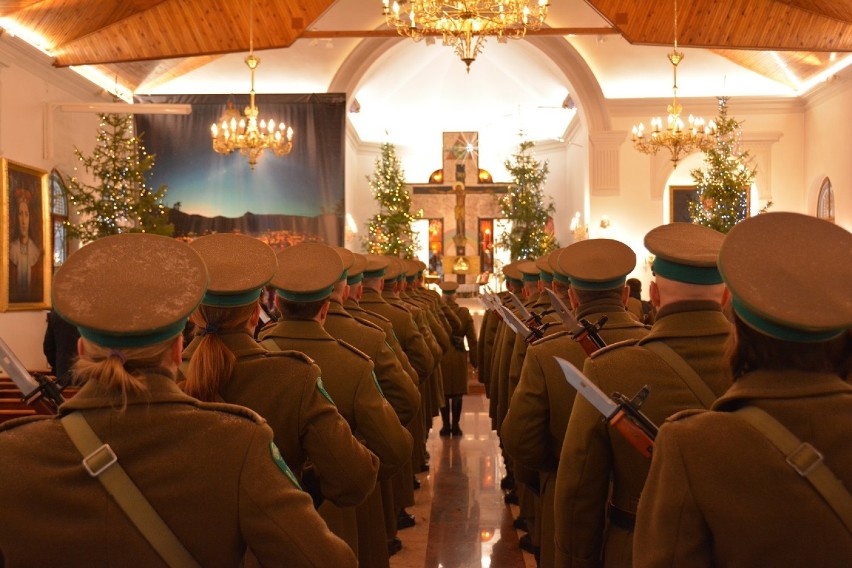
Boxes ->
[1,158,51,311]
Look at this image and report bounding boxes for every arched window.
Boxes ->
[816,177,834,223]
[49,169,69,269]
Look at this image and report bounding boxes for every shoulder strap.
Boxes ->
[643,341,716,408]
[61,412,201,567]
[734,406,852,535]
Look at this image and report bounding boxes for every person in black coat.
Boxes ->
[42,309,80,386]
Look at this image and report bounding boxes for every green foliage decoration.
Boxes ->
[689,97,757,233]
[363,142,420,258]
[498,140,559,260]
[64,113,173,243]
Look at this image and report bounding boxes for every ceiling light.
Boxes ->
[382,1,550,73]
[210,0,293,169]
[631,0,715,168]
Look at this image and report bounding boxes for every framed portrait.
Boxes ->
[669,185,700,223]
[1,158,51,311]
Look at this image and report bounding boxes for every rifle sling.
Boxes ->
[61,412,201,568]
[734,406,852,535]
[643,341,716,409]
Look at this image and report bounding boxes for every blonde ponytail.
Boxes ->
[73,337,178,409]
[183,303,257,401]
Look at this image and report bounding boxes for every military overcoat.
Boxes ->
[635,370,852,568]
[181,331,378,508]
[554,301,733,568]
[0,373,356,567]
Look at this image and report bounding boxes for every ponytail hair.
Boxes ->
[183,303,258,401]
[73,337,179,410]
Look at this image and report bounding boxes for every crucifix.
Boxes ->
[444,132,478,282]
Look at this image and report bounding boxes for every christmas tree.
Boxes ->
[64,113,173,243]
[689,97,756,233]
[363,142,419,258]
[499,140,559,260]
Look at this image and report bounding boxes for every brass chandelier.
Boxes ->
[631,0,716,168]
[382,1,550,72]
[210,0,293,169]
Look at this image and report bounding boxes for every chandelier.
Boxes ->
[631,0,715,168]
[210,0,293,169]
[382,1,550,73]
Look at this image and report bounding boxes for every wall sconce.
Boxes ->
[349,98,361,113]
[599,216,611,229]
[570,211,588,241]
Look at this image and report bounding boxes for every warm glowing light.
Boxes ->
[382,1,550,72]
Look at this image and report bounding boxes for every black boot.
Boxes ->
[451,396,463,436]
[439,405,451,436]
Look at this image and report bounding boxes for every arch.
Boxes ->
[816,177,834,222]
[49,168,69,269]
[328,34,611,136]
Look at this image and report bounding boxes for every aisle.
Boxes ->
[390,392,537,568]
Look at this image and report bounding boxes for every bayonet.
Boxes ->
[544,288,608,355]
[498,305,542,343]
[0,337,65,413]
[555,356,657,458]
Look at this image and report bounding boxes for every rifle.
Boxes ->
[0,337,65,414]
[555,357,657,457]
[543,288,608,356]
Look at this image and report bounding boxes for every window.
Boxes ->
[817,178,834,223]
[49,169,69,269]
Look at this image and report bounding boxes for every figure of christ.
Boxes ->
[453,182,466,239]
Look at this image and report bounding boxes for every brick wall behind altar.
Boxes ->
[412,189,502,258]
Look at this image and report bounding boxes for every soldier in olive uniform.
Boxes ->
[437,281,478,436]
[0,233,355,567]
[385,256,446,424]
[345,253,428,524]
[181,234,379,511]
[502,240,650,568]
[635,213,852,567]
[554,223,733,568]
[360,255,435,475]
[326,247,421,556]
[258,243,413,567]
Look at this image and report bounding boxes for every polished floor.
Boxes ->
[390,390,537,568]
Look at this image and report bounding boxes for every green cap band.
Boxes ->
[552,272,571,285]
[347,273,364,285]
[202,288,263,307]
[363,267,386,279]
[731,297,845,343]
[522,272,540,282]
[539,271,554,283]
[275,287,333,303]
[570,276,626,291]
[336,269,349,283]
[506,277,522,286]
[406,275,416,283]
[652,257,723,285]
[78,318,188,348]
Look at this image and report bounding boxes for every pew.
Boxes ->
[0,376,77,425]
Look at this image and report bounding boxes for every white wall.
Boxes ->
[0,39,107,370]
[803,79,852,232]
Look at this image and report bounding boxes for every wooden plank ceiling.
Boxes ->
[0,0,849,92]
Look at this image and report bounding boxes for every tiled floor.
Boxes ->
[391,391,537,568]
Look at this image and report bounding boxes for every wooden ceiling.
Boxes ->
[586,0,852,51]
[0,0,849,93]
